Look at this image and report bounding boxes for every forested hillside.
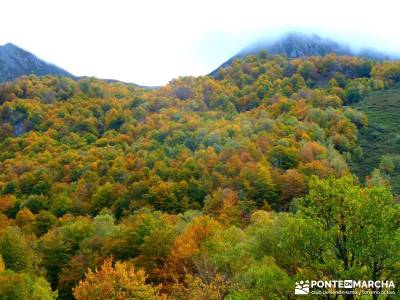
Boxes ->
[0,53,400,299]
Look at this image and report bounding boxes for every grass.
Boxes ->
[351,88,400,193]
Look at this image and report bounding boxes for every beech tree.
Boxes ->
[73,258,164,300]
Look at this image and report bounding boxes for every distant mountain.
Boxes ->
[0,43,74,83]
[211,32,396,76]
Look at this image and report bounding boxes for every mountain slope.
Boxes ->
[211,32,394,76]
[242,32,351,58]
[351,88,400,193]
[0,43,73,82]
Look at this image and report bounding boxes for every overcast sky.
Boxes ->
[1,0,400,86]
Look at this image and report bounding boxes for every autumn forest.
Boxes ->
[0,52,400,299]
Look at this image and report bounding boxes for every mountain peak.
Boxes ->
[2,42,17,48]
[0,43,73,83]
[241,32,352,58]
[0,42,28,55]
[210,32,396,76]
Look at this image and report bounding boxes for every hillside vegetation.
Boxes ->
[0,53,399,299]
[350,88,400,194]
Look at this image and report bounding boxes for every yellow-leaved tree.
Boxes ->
[73,258,165,300]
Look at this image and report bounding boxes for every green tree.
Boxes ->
[298,176,400,298]
[0,270,57,300]
[226,257,293,300]
[268,145,298,170]
[0,227,35,272]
